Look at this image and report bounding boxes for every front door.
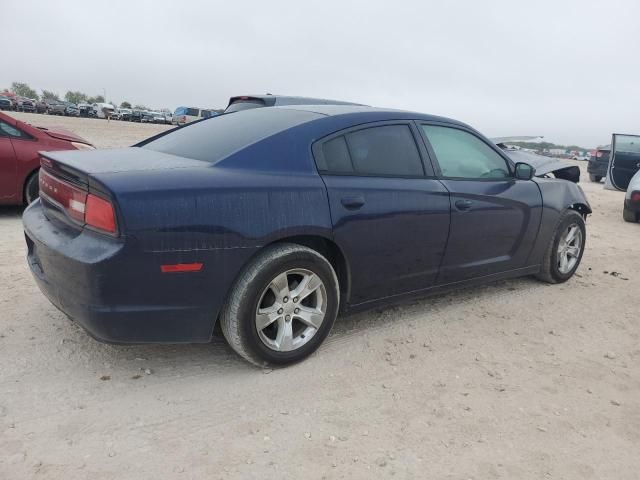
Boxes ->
[0,123,18,203]
[419,123,542,284]
[314,122,451,304]
[609,133,640,191]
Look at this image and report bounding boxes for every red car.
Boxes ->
[0,111,94,205]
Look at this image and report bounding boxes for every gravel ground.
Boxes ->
[1,113,639,479]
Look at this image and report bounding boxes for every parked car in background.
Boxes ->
[160,109,172,124]
[604,133,640,222]
[224,94,363,113]
[35,100,48,114]
[93,103,115,119]
[172,106,201,125]
[118,108,132,121]
[131,110,143,122]
[0,92,19,110]
[0,95,12,110]
[23,105,591,366]
[0,110,94,205]
[571,153,590,161]
[587,145,610,182]
[78,103,93,117]
[17,97,36,113]
[46,101,67,116]
[63,102,79,116]
[151,111,166,124]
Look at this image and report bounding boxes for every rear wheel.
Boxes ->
[24,171,39,205]
[536,210,586,284]
[220,243,340,367]
[589,174,602,183]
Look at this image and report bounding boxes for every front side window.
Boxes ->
[422,125,510,179]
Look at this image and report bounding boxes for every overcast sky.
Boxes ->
[2,0,639,147]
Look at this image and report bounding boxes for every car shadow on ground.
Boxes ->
[0,206,25,218]
[53,275,543,377]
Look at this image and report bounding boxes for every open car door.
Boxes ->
[608,134,640,191]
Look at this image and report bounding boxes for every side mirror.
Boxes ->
[515,162,536,180]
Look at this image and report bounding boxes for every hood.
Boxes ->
[500,147,581,183]
[36,126,92,145]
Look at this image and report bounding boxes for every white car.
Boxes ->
[623,169,640,223]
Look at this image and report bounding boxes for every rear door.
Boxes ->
[0,119,19,202]
[314,122,450,304]
[419,123,542,284]
[609,134,640,191]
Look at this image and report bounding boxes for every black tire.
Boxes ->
[220,243,340,367]
[623,206,638,223]
[589,174,602,183]
[536,210,586,284]
[24,171,39,205]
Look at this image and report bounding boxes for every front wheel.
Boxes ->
[536,210,586,284]
[24,172,39,205]
[220,243,339,367]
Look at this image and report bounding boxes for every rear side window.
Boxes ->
[347,125,423,176]
[0,120,29,139]
[142,107,322,163]
[317,125,424,177]
[322,136,353,173]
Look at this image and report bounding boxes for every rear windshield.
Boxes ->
[225,98,267,113]
[142,107,321,163]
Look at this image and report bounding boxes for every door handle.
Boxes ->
[455,199,473,211]
[341,195,365,210]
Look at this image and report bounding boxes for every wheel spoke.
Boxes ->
[566,245,580,258]
[275,318,294,351]
[291,273,322,301]
[269,272,290,298]
[256,305,281,331]
[565,226,578,244]
[295,305,324,329]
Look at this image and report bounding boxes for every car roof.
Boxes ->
[228,94,365,108]
[268,104,467,126]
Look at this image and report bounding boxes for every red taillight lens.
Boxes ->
[39,169,87,221]
[631,191,640,203]
[596,151,603,158]
[39,168,117,234]
[85,194,117,234]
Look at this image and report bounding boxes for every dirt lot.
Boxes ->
[1,112,639,479]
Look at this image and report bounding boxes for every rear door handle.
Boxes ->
[455,199,473,211]
[341,195,365,210]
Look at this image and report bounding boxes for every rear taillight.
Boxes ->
[39,169,86,221]
[631,191,640,203]
[85,194,117,234]
[596,151,603,158]
[39,168,117,235]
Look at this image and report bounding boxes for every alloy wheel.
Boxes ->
[557,223,583,274]
[255,268,327,352]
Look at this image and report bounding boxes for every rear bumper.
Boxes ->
[23,200,220,344]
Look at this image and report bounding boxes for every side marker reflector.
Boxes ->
[161,263,203,273]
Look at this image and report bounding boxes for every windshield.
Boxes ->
[142,107,321,163]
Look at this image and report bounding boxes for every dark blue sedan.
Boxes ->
[23,105,591,366]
